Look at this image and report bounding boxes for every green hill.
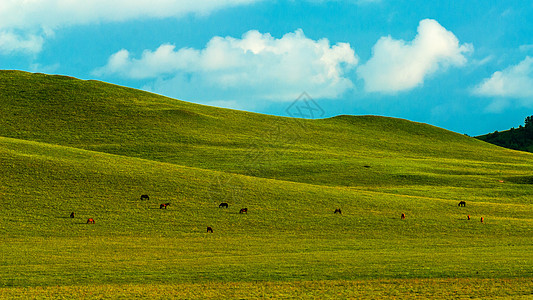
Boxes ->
[1,70,530,187]
[1,70,532,298]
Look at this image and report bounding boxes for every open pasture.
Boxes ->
[0,71,532,298]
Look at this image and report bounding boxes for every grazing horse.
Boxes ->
[467,215,471,220]
[481,217,484,223]
[239,208,248,214]
[70,212,75,218]
[87,218,95,224]
[219,202,229,208]
[160,203,170,209]
[207,226,213,233]
[401,213,406,220]
[334,208,342,214]
[140,194,149,201]
[458,201,466,207]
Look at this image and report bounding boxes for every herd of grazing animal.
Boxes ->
[72,194,485,230]
[457,201,485,223]
[397,201,483,222]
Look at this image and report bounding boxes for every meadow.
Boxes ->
[0,70,532,298]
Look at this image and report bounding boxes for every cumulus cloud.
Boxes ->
[473,56,533,111]
[357,19,472,93]
[94,29,358,103]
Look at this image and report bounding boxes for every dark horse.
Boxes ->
[334,208,342,214]
[401,213,406,220]
[239,208,248,214]
[141,194,149,201]
[87,218,95,224]
[70,212,75,218]
[160,203,170,209]
[219,202,229,208]
[207,226,213,233]
[458,201,466,207]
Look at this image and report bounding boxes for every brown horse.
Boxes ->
[334,208,342,214]
[481,217,484,223]
[467,215,471,220]
[207,226,213,233]
[87,218,95,224]
[239,208,248,214]
[401,213,406,220]
[70,212,75,218]
[160,203,170,209]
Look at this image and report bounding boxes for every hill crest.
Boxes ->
[1,70,531,188]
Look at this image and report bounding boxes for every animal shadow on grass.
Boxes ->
[73,221,95,225]
[59,214,81,221]
[149,205,172,210]
[457,215,472,221]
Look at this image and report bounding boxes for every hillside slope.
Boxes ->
[1,70,531,189]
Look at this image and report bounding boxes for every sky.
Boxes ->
[1,1,533,136]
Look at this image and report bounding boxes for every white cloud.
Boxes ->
[473,56,533,111]
[0,0,261,55]
[0,0,261,30]
[471,55,494,67]
[95,29,358,103]
[357,19,472,93]
[0,30,44,54]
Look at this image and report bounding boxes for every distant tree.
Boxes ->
[525,115,533,128]
[526,116,533,138]
[476,115,533,153]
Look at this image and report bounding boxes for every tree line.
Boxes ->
[476,115,533,152]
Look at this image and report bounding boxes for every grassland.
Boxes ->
[0,70,532,298]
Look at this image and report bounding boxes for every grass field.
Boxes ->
[0,70,532,298]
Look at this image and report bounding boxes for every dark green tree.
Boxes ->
[525,115,533,128]
[525,116,533,138]
[476,115,533,153]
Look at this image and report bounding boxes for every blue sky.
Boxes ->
[1,1,533,136]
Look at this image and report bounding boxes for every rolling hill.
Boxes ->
[1,70,532,298]
[1,70,530,187]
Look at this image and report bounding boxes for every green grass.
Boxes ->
[2,278,532,299]
[0,70,532,298]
